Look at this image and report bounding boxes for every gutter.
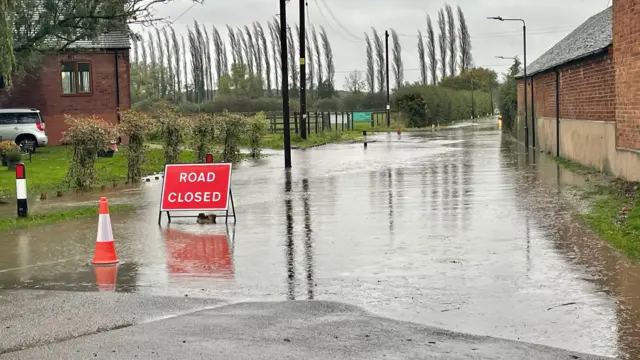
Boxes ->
[114,50,121,144]
[515,45,611,79]
[554,68,560,157]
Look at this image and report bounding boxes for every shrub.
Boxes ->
[215,110,247,163]
[0,140,19,154]
[247,112,269,158]
[119,110,155,182]
[152,102,191,165]
[62,115,116,190]
[396,85,493,126]
[191,113,216,162]
[6,150,21,162]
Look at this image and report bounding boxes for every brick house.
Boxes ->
[1,32,131,145]
[516,0,640,181]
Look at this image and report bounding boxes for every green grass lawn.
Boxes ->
[0,146,195,198]
[555,156,640,258]
[0,204,135,232]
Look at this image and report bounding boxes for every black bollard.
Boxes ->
[363,130,367,149]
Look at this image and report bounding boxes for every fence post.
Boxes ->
[294,112,299,134]
[307,111,311,135]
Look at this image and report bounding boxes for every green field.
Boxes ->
[0,146,195,198]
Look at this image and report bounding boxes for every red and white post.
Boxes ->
[16,162,27,217]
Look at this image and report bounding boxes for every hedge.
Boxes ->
[395,85,493,127]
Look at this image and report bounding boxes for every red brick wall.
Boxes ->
[518,50,615,122]
[1,49,131,145]
[613,0,640,150]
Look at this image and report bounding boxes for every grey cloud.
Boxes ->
[139,0,611,89]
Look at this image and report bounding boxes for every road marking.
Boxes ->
[140,298,251,324]
[0,257,82,273]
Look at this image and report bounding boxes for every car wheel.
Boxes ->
[16,135,37,153]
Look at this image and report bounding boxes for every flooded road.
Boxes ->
[0,123,636,358]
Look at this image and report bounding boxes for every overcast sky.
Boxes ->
[138,0,612,90]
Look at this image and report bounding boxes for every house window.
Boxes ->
[61,61,91,94]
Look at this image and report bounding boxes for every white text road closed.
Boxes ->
[167,192,222,203]
[179,172,216,182]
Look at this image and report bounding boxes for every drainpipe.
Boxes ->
[554,68,560,157]
[530,76,535,148]
[114,50,121,144]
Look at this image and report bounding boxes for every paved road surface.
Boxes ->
[0,121,633,358]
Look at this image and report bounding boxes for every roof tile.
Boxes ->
[517,7,612,78]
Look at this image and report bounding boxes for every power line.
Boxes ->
[161,2,200,29]
[310,0,359,43]
[334,64,509,74]
[316,0,362,41]
[395,26,577,40]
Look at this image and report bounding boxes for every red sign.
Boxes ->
[160,163,232,211]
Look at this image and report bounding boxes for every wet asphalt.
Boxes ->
[0,119,632,358]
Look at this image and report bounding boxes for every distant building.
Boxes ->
[516,0,640,181]
[1,32,131,145]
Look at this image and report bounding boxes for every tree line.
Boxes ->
[357,3,472,94]
[131,19,338,104]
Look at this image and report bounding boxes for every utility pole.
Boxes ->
[280,0,292,168]
[385,30,390,127]
[299,0,307,139]
[487,17,528,149]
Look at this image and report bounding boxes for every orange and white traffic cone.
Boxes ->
[93,265,118,292]
[92,197,119,264]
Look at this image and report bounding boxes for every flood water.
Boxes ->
[1,122,639,359]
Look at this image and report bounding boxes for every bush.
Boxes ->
[396,85,493,126]
[215,110,247,164]
[62,115,116,190]
[6,150,21,162]
[247,112,269,158]
[499,77,518,132]
[0,140,19,155]
[119,110,155,182]
[191,113,216,162]
[152,102,191,165]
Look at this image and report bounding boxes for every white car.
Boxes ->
[0,108,48,148]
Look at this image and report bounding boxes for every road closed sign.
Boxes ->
[160,163,232,211]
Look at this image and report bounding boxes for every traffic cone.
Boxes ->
[92,197,119,264]
[93,265,118,292]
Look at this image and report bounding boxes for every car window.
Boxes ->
[16,113,41,124]
[0,113,17,125]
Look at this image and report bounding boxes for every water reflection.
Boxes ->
[284,169,295,300]
[162,228,233,278]
[387,168,394,233]
[302,178,314,300]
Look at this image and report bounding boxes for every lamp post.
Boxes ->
[488,17,528,150]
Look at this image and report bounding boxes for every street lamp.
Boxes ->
[488,16,528,150]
